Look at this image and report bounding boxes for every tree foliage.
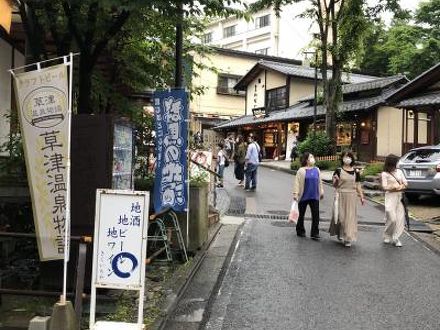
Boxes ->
[15,0,244,115]
[359,0,440,79]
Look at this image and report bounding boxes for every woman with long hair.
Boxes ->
[381,154,407,247]
[293,152,324,239]
[329,151,365,247]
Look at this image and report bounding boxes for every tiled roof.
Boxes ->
[258,60,377,83]
[299,75,407,101]
[396,91,440,107]
[216,89,396,130]
[234,59,379,90]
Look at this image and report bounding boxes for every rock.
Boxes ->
[364,175,380,183]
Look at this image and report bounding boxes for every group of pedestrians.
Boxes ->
[216,134,261,192]
[293,151,407,248]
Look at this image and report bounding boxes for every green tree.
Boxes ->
[359,0,440,78]
[15,0,243,115]
[251,0,401,149]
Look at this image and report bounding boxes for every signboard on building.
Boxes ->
[89,190,149,328]
[12,64,70,261]
[153,89,188,213]
[252,107,266,118]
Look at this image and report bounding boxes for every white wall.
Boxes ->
[204,2,316,61]
[246,71,266,115]
[377,106,403,157]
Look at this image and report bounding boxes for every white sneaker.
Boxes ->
[383,238,391,244]
[344,241,352,247]
[394,239,402,247]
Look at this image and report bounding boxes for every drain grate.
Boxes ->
[225,195,246,216]
[267,210,289,216]
[245,213,288,220]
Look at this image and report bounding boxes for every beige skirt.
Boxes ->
[329,191,358,242]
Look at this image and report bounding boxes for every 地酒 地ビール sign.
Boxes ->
[92,190,149,289]
[153,89,188,213]
[12,64,69,261]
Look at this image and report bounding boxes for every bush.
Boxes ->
[360,162,384,180]
[315,160,339,171]
[291,160,300,171]
[297,132,332,157]
[134,173,155,191]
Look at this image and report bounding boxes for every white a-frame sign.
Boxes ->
[89,189,149,329]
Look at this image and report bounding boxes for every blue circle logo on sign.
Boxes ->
[111,252,138,279]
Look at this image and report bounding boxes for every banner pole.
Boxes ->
[61,52,74,304]
[186,91,190,251]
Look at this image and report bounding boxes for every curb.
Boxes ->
[153,221,223,330]
[259,163,296,175]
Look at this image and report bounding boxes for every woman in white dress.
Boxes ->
[381,154,408,247]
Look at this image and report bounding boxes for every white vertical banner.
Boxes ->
[12,63,70,261]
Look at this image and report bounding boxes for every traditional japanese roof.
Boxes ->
[216,77,402,130]
[396,91,440,108]
[299,75,408,102]
[387,62,440,103]
[234,59,378,90]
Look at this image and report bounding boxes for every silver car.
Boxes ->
[397,145,440,200]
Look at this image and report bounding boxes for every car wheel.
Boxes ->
[405,193,419,203]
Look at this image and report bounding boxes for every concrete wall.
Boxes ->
[191,52,258,118]
[246,70,266,115]
[376,106,403,157]
[289,78,316,106]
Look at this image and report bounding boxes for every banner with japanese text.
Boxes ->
[153,89,188,213]
[12,64,69,261]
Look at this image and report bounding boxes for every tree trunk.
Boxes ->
[77,55,93,114]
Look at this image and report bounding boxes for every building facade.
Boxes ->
[216,58,414,162]
[201,2,316,60]
[190,48,301,148]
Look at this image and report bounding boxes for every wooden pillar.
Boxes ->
[277,123,283,159]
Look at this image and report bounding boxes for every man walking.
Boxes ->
[244,135,260,192]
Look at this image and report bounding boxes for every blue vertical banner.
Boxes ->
[153,89,188,213]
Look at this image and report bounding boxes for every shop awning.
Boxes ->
[215,90,396,130]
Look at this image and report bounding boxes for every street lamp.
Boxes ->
[303,50,318,134]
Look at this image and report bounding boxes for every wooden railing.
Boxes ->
[315,155,338,161]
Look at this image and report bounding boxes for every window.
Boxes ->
[217,74,245,96]
[255,48,270,55]
[266,86,288,112]
[201,32,212,44]
[223,25,236,38]
[255,15,270,28]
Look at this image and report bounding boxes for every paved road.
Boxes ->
[201,166,440,330]
[222,166,386,225]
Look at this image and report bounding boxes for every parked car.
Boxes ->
[397,145,440,201]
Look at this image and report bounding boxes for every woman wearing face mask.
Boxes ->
[293,152,324,239]
[329,151,365,247]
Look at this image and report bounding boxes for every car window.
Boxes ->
[403,149,440,162]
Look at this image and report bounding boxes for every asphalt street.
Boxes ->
[200,166,440,330]
[223,166,386,225]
